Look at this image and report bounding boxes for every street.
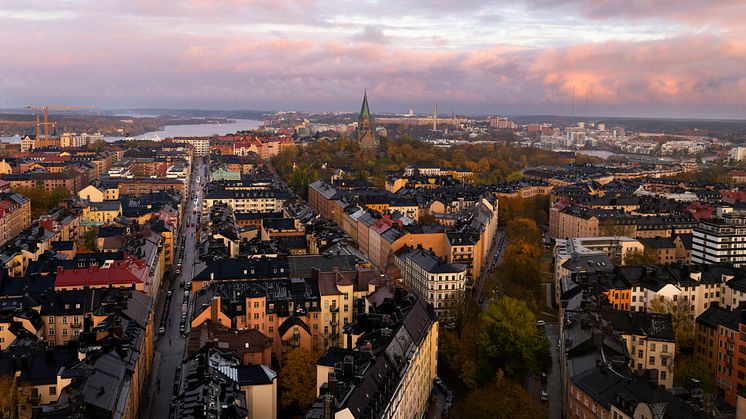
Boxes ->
[144,156,207,419]
[545,323,562,419]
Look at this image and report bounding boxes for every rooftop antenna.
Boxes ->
[432,104,437,131]
[585,87,589,118]
[571,85,576,118]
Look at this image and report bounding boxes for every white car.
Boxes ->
[540,389,549,401]
[536,320,546,328]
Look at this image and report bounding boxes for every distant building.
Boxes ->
[356,91,378,149]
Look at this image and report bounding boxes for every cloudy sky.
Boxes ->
[1,0,746,118]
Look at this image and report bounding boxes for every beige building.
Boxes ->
[307,292,438,419]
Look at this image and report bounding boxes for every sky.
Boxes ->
[1,0,746,118]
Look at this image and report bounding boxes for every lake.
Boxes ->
[0,118,263,144]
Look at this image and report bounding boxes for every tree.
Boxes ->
[505,217,542,244]
[478,296,549,379]
[623,248,657,265]
[0,375,20,418]
[82,227,98,252]
[674,359,713,393]
[649,296,694,354]
[16,187,71,218]
[279,348,318,416]
[498,241,543,302]
[458,371,545,419]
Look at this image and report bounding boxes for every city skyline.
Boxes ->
[1,1,746,118]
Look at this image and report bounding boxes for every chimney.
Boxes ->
[343,355,354,379]
[328,372,338,398]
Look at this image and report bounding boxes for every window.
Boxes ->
[650,343,656,352]
[48,317,54,324]
[649,356,655,365]
[661,357,667,367]
[49,329,55,336]
[62,329,68,336]
[344,305,349,312]
[662,344,668,353]
[253,313,259,319]
[661,371,667,381]
[254,302,260,308]
[49,387,56,396]
[269,327,274,333]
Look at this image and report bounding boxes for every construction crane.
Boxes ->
[26,105,93,143]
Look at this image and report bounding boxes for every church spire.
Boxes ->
[360,89,371,120]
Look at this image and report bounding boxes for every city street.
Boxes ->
[144,156,206,419]
[545,323,562,419]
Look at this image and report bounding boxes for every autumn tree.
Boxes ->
[623,248,658,265]
[458,371,545,419]
[649,296,694,353]
[505,217,542,244]
[498,241,542,302]
[478,296,549,379]
[16,187,70,218]
[0,375,20,418]
[279,347,318,417]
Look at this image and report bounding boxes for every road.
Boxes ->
[474,230,505,310]
[144,156,207,419]
[545,323,562,419]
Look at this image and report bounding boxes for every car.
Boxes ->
[175,268,181,275]
[540,389,549,401]
[443,322,457,330]
[167,290,173,297]
[179,324,185,333]
[158,326,166,335]
[536,320,546,328]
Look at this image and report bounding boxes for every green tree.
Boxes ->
[674,359,713,393]
[82,227,98,252]
[623,248,657,265]
[16,187,70,218]
[478,296,549,379]
[458,371,545,419]
[279,348,318,416]
[649,296,694,354]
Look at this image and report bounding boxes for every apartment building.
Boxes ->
[306,291,438,419]
[170,137,211,156]
[693,211,746,267]
[695,304,746,404]
[394,245,466,318]
[600,310,676,388]
[202,189,292,216]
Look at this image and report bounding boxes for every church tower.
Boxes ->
[357,91,378,149]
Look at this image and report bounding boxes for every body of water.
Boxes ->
[105,118,262,142]
[0,118,262,144]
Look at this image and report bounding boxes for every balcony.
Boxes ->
[70,322,82,329]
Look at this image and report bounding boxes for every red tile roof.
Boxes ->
[55,257,149,289]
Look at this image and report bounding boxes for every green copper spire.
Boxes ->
[359,90,371,120]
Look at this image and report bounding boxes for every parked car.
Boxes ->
[540,389,549,401]
[158,326,166,335]
[536,320,546,328]
[167,290,173,297]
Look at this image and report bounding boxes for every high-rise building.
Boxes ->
[693,211,746,266]
[356,91,378,149]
